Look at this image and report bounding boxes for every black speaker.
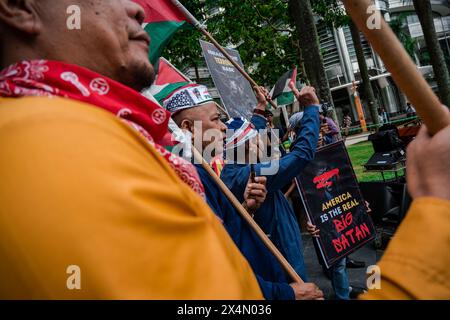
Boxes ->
[368,129,403,153]
[364,150,405,170]
[359,181,410,225]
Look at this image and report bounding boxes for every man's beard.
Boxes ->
[119,60,156,92]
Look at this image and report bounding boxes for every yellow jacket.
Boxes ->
[0,97,263,299]
[362,197,450,299]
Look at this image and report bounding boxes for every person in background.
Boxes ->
[378,108,384,124]
[220,82,322,297]
[320,109,340,144]
[263,109,284,160]
[379,107,390,124]
[265,110,275,129]
[342,109,352,138]
[406,102,417,119]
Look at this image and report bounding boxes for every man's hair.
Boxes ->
[171,107,195,128]
[171,112,184,128]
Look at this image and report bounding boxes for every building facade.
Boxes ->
[322,0,450,124]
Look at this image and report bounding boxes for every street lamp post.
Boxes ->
[351,81,369,132]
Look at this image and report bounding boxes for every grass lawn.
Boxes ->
[346,141,404,182]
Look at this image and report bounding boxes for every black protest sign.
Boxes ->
[200,40,256,119]
[296,141,376,268]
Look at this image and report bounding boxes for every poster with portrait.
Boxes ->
[200,40,256,119]
[296,141,376,268]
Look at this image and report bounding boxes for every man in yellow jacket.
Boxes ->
[362,122,450,299]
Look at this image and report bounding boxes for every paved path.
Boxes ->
[345,132,371,147]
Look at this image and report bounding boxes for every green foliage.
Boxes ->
[388,13,417,59]
[163,0,204,72]
[310,0,350,28]
[163,0,300,86]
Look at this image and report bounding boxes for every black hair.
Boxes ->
[264,110,274,117]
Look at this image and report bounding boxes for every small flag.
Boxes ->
[147,57,191,105]
[134,0,192,65]
[142,58,193,150]
[270,68,297,106]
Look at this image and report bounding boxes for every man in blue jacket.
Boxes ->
[164,83,323,300]
[221,83,321,284]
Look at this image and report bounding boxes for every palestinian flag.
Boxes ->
[134,0,192,65]
[141,57,192,149]
[270,68,297,106]
[147,57,191,105]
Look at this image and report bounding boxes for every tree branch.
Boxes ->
[249,0,293,34]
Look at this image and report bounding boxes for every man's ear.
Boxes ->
[0,0,42,35]
[180,119,193,133]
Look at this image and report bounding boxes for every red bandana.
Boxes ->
[0,60,205,198]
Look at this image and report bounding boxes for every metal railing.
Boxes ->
[346,115,420,135]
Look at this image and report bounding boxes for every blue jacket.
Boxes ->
[221,106,320,281]
[195,165,295,300]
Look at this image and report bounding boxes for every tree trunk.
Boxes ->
[348,21,380,125]
[193,62,201,83]
[288,0,338,123]
[413,0,450,107]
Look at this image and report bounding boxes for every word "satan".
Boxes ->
[332,222,371,253]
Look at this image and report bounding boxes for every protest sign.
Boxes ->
[200,40,256,119]
[296,141,376,268]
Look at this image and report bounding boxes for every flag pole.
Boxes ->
[191,146,304,284]
[170,0,279,110]
[342,0,450,136]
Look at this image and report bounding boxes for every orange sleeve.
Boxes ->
[362,197,450,299]
[0,97,263,299]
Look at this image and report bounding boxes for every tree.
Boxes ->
[389,13,418,110]
[164,0,299,86]
[389,13,417,61]
[312,0,379,124]
[162,0,205,82]
[348,20,380,124]
[412,0,450,107]
[288,0,337,122]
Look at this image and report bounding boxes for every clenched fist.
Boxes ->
[244,176,267,212]
[289,81,320,107]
